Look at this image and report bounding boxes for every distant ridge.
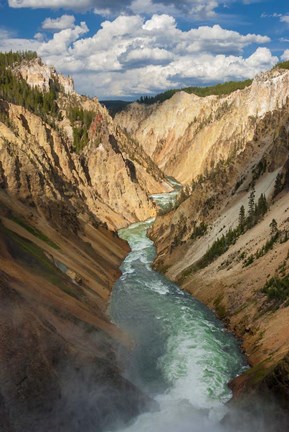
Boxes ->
[100,99,131,116]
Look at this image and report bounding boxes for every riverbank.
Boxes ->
[149,188,289,420]
[143,178,289,429]
[108,214,248,431]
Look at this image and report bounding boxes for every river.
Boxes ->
[108,190,248,432]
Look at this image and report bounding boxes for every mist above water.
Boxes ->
[107,185,289,432]
[108,214,248,432]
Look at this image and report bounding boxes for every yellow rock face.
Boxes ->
[0,57,156,431]
[116,69,289,184]
[0,97,169,230]
[141,68,289,398]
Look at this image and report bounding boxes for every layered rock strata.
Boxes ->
[116,68,289,185]
[140,69,289,404]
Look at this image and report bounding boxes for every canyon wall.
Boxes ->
[3,52,289,427]
[2,56,171,231]
[116,68,289,185]
[0,54,160,431]
[123,67,289,403]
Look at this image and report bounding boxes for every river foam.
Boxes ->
[108,216,247,432]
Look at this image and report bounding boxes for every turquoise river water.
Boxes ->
[108,192,248,432]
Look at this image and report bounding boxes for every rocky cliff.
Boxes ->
[1,54,171,231]
[3,51,289,427]
[0,53,160,431]
[127,66,289,404]
[0,98,168,231]
[116,68,289,185]
[14,56,74,94]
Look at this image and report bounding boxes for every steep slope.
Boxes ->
[0,53,171,231]
[0,53,156,431]
[0,99,167,230]
[149,81,289,403]
[0,194,152,432]
[115,68,289,185]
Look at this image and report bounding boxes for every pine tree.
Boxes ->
[273,173,283,197]
[239,205,246,232]
[269,219,278,237]
[248,186,256,227]
[256,193,267,217]
[0,52,59,120]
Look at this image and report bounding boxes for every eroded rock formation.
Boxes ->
[0,54,161,431]
[119,67,289,404]
[116,68,289,185]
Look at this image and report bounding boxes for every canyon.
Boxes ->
[0,53,166,431]
[1,52,289,431]
[118,65,289,406]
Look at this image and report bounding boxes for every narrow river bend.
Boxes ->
[108,193,247,432]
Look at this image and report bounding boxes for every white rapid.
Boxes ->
[108,189,247,432]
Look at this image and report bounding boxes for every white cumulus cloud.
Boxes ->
[9,0,221,20]
[281,50,289,61]
[0,13,276,98]
[38,21,88,56]
[8,0,93,10]
[0,38,40,52]
[34,32,46,41]
[42,15,75,31]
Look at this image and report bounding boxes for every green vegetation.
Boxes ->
[11,215,60,249]
[262,275,289,303]
[243,223,279,267]
[278,259,287,278]
[0,51,59,120]
[190,222,208,240]
[195,226,240,270]
[273,172,284,198]
[0,109,17,132]
[137,79,253,105]
[270,218,278,236]
[191,158,239,193]
[243,254,255,267]
[244,235,276,266]
[239,205,246,233]
[273,60,289,71]
[243,219,289,267]
[249,191,268,228]
[67,105,95,152]
[100,99,131,116]
[252,159,267,182]
[0,51,38,66]
[189,188,268,272]
[261,234,289,304]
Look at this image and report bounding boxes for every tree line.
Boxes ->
[192,187,268,271]
[0,51,59,120]
[137,79,253,105]
[67,105,95,153]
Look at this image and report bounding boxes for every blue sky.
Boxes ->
[0,0,288,99]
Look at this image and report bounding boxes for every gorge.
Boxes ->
[1,52,289,431]
[108,193,247,432]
